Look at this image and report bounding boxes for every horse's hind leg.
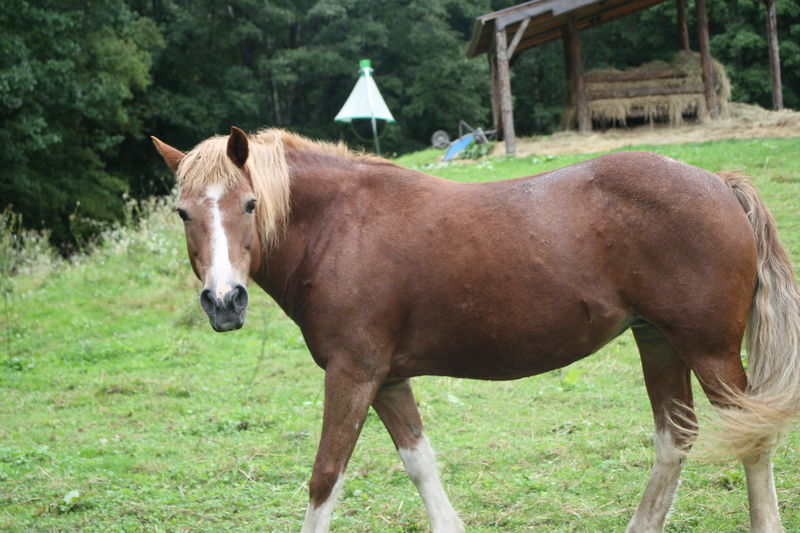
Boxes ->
[688,352,782,532]
[742,453,781,532]
[372,379,465,533]
[626,325,695,533]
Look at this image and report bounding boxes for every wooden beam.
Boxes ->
[507,17,530,59]
[566,17,591,134]
[585,68,687,83]
[509,0,670,59]
[495,27,516,155]
[495,0,596,30]
[676,0,690,51]
[589,84,704,100]
[695,0,717,119]
[764,0,783,110]
[469,0,671,57]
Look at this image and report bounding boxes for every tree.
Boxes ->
[131,0,491,155]
[0,0,161,249]
[2,0,797,249]
[708,0,800,109]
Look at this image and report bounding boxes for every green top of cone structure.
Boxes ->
[359,59,372,71]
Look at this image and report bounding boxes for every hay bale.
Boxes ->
[563,51,731,129]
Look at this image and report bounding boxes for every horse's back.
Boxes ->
[295,152,757,380]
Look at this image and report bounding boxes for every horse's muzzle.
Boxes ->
[199,284,249,332]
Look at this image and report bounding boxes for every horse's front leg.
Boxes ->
[372,379,465,533]
[301,361,383,533]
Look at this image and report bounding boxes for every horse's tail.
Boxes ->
[711,170,800,458]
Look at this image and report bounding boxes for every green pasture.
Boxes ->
[1,137,799,532]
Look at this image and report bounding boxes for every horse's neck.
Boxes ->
[253,152,378,316]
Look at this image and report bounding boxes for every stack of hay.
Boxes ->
[563,51,731,128]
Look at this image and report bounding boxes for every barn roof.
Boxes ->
[466,0,670,58]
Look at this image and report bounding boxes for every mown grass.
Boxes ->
[1,137,799,532]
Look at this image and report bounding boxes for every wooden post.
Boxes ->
[695,0,717,119]
[488,53,502,135]
[495,26,516,155]
[560,25,576,130]
[566,17,590,134]
[676,0,690,51]
[764,0,783,110]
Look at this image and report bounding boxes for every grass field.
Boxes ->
[1,137,799,532]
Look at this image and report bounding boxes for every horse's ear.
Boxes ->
[227,126,249,169]
[151,136,185,174]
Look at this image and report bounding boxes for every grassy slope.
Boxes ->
[1,137,799,532]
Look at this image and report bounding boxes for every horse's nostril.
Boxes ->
[200,288,219,315]
[230,284,249,313]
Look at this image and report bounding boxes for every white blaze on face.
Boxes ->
[206,183,234,298]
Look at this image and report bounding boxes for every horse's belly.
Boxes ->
[390,307,632,380]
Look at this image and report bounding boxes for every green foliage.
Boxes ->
[0,0,162,250]
[459,140,495,159]
[1,0,798,249]
[134,0,490,153]
[37,489,85,516]
[0,209,21,283]
[708,0,800,109]
[718,468,745,491]
[0,207,58,364]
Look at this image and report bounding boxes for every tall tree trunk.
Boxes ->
[676,0,690,51]
[764,0,783,110]
[695,0,718,119]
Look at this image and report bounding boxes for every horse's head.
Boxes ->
[152,127,261,332]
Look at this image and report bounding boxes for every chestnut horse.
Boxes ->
[153,127,800,533]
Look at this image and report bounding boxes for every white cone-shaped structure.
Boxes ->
[334,60,395,123]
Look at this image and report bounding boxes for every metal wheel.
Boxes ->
[431,130,450,149]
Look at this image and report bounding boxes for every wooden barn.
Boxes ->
[466,0,785,155]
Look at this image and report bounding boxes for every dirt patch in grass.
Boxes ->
[494,103,800,157]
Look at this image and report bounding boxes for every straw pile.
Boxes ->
[563,51,731,128]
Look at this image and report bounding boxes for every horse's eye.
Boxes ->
[245,199,257,214]
[177,208,190,222]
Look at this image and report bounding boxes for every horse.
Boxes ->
[152,126,800,533]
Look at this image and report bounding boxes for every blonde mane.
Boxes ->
[176,128,389,249]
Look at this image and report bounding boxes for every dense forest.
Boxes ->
[1,0,798,249]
